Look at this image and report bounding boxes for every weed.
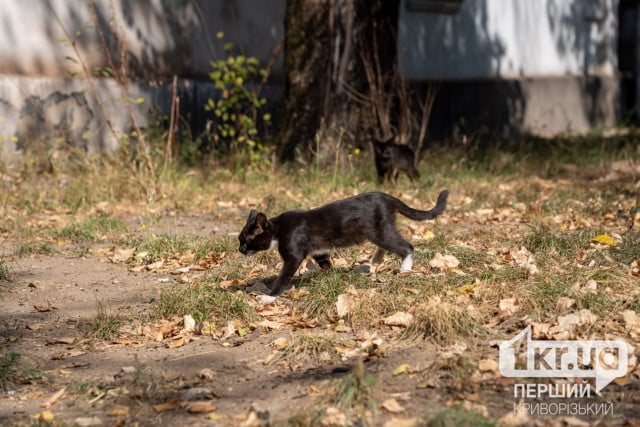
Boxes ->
[610,232,640,265]
[298,270,370,319]
[0,351,47,391]
[407,296,488,343]
[14,242,57,257]
[153,281,257,325]
[275,333,345,365]
[424,403,495,427]
[90,301,123,340]
[521,228,585,259]
[0,259,9,281]
[135,234,232,263]
[58,216,124,242]
[123,356,173,401]
[335,360,378,424]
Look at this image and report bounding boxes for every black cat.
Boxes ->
[373,138,420,185]
[238,189,448,296]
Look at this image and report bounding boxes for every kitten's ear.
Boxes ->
[255,212,268,228]
[247,209,258,224]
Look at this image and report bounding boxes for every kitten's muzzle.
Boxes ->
[239,244,255,256]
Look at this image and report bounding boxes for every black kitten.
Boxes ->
[373,138,420,185]
[238,189,448,296]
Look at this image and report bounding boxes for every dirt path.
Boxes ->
[1,250,454,426]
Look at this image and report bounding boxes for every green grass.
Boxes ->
[58,215,124,242]
[298,269,372,319]
[275,333,345,365]
[134,234,235,263]
[424,403,495,427]
[335,360,378,422]
[14,242,57,257]
[152,281,257,325]
[0,259,8,281]
[0,351,48,391]
[90,301,123,340]
[521,228,588,259]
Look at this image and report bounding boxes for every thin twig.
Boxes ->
[162,75,179,178]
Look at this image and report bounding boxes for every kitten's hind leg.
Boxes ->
[371,247,386,265]
[372,229,414,272]
[312,252,332,270]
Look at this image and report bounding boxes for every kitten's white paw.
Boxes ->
[400,253,413,272]
[256,295,278,304]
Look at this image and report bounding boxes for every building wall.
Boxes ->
[0,0,627,164]
[399,0,620,136]
[0,0,285,164]
[399,0,618,79]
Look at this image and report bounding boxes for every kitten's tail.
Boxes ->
[396,189,449,221]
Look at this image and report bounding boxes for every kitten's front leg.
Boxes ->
[312,252,332,270]
[269,256,303,296]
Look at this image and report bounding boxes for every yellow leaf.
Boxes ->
[35,410,55,422]
[452,283,475,296]
[393,363,411,376]
[422,230,435,241]
[591,234,617,246]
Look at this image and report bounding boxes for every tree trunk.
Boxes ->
[277,0,400,164]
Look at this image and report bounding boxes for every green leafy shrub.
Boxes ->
[205,33,272,165]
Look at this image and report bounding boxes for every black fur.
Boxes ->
[373,138,420,185]
[238,189,448,296]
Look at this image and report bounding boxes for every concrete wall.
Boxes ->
[399,0,620,136]
[0,0,627,164]
[0,0,285,164]
[399,0,618,79]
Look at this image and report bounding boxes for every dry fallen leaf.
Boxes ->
[183,315,196,333]
[478,359,499,373]
[108,405,130,417]
[110,248,135,263]
[621,310,638,331]
[270,337,289,350]
[166,336,185,349]
[185,401,217,414]
[499,298,519,315]
[382,398,405,413]
[41,387,65,408]
[429,253,460,270]
[384,311,414,328]
[321,406,347,427]
[34,305,58,312]
[555,297,576,312]
[152,400,181,412]
[383,417,420,427]
[335,293,354,318]
[630,259,640,277]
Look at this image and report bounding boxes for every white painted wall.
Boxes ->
[399,0,618,80]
